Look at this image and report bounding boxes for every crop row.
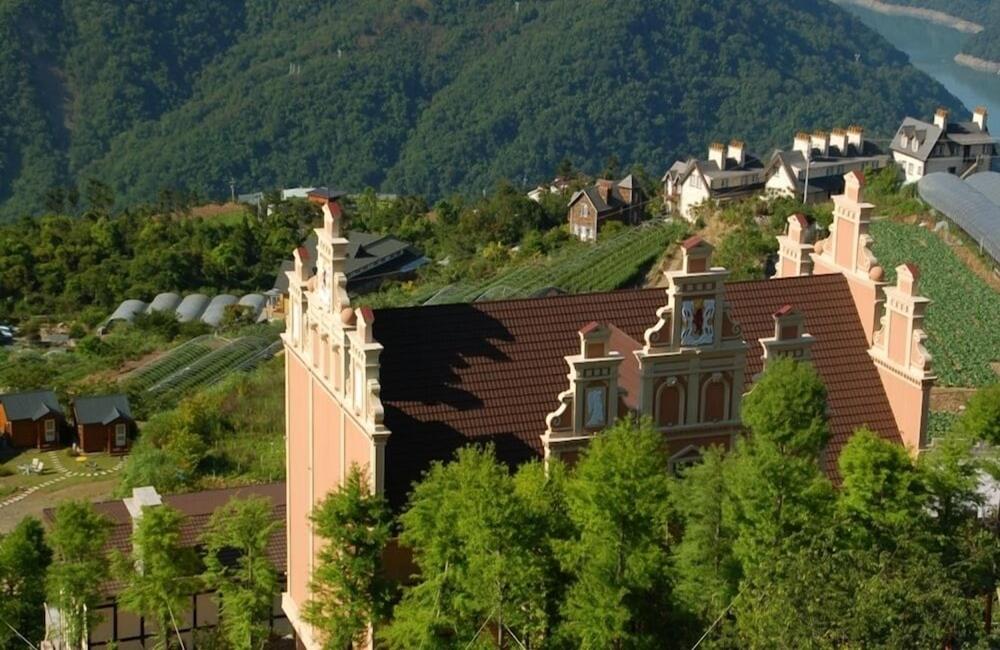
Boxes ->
[425,222,685,305]
[125,335,216,390]
[870,220,1000,387]
[143,335,280,407]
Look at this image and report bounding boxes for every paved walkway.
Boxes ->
[0,451,124,510]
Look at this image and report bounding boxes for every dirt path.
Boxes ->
[0,477,118,532]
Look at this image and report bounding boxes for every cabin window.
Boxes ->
[580,204,589,218]
[44,419,56,442]
[584,385,607,428]
[115,423,128,448]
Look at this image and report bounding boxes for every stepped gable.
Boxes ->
[373,273,899,506]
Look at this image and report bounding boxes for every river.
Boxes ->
[840,3,1000,119]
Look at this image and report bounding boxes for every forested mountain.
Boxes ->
[0,0,964,220]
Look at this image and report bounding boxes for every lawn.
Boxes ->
[0,448,123,502]
[870,220,1000,387]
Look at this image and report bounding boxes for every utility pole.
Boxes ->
[229,177,236,204]
[802,148,811,206]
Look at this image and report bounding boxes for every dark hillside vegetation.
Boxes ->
[0,0,963,220]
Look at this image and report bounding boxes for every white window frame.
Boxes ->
[44,418,56,442]
[115,423,128,448]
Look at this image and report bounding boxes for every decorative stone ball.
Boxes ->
[341,307,356,325]
[869,265,884,282]
[813,239,824,254]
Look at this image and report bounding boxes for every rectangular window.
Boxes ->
[115,423,127,448]
[44,419,56,442]
[584,386,607,428]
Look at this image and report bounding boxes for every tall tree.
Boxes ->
[306,465,393,650]
[726,359,835,647]
[383,447,556,649]
[0,518,51,647]
[558,418,675,650]
[669,446,739,640]
[45,501,110,650]
[202,496,280,650]
[114,505,201,650]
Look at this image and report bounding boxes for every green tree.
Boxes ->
[307,465,393,650]
[45,501,110,649]
[202,496,280,650]
[558,418,675,650]
[115,505,201,650]
[956,383,1000,445]
[669,447,739,635]
[384,447,556,649]
[0,518,51,647]
[726,359,835,646]
[837,427,925,546]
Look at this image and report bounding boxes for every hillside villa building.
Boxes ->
[891,107,997,183]
[280,172,935,648]
[664,128,889,220]
[566,175,644,241]
[765,127,889,201]
[662,140,765,220]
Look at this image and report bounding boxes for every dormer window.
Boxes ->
[584,385,607,428]
[911,139,918,153]
[581,204,589,218]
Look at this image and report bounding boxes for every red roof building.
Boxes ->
[279,174,935,648]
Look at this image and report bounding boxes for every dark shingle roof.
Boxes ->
[273,231,424,292]
[373,274,899,507]
[0,390,62,421]
[43,483,286,597]
[73,394,133,425]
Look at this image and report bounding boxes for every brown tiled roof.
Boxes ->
[374,274,900,507]
[44,483,286,596]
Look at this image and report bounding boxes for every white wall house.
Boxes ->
[765,127,890,202]
[663,140,766,221]
[891,108,996,183]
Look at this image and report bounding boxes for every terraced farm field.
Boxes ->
[870,220,1000,387]
[123,330,281,409]
[425,221,688,305]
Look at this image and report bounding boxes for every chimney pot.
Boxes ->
[708,142,726,169]
[934,108,950,130]
[973,106,988,132]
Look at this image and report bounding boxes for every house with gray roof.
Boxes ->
[891,108,996,183]
[269,230,427,316]
[765,127,889,202]
[662,141,765,221]
[567,175,644,241]
[72,394,134,453]
[0,390,66,449]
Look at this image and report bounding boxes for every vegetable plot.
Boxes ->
[870,220,1000,387]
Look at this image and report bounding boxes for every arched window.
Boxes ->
[701,374,729,423]
[655,380,684,428]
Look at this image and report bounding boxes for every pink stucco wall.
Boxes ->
[876,364,930,452]
[287,353,311,607]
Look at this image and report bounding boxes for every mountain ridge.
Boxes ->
[0,0,965,221]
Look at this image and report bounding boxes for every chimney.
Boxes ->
[810,130,829,158]
[846,125,864,152]
[933,107,949,130]
[124,486,162,532]
[727,139,746,168]
[708,142,727,169]
[829,128,848,156]
[596,179,613,203]
[973,106,988,132]
[793,132,812,156]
